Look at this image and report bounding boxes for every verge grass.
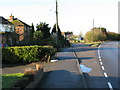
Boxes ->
[1,73,27,88]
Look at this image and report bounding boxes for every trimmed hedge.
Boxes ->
[2,46,56,64]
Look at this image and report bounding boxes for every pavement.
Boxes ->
[2,46,87,88]
[36,47,87,88]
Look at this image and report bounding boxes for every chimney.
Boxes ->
[9,14,14,21]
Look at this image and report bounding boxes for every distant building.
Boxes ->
[61,32,74,39]
[0,16,15,45]
[61,31,75,43]
[78,37,84,40]
[8,14,31,43]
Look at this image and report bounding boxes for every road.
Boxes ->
[72,42,119,89]
[98,41,119,88]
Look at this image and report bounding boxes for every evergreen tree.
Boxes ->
[29,23,35,40]
[51,24,62,39]
[36,22,51,39]
[31,23,35,38]
[51,24,70,48]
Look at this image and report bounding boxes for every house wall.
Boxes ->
[0,23,15,45]
[0,24,14,32]
[15,26,24,41]
[0,35,6,44]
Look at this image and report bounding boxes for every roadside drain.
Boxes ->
[80,64,92,73]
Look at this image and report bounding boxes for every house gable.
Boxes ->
[8,15,31,42]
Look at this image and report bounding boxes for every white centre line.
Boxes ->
[108,82,113,90]
[100,62,103,65]
[104,72,108,78]
[101,66,105,70]
[99,58,102,61]
[98,45,114,89]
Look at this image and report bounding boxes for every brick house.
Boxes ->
[0,16,17,45]
[8,14,31,44]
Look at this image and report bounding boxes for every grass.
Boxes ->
[71,40,102,47]
[1,73,27,88]
[85,42,102,47]
[71,40,85,44]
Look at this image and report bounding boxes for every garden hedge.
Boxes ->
[2,45,56,64]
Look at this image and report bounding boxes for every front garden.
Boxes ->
[2,45,56,64]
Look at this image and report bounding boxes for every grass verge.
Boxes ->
[84,42,102,47]
[1,73,27,88]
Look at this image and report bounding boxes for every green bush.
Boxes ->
[2,46,56,64]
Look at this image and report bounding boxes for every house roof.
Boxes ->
[0,16,13,25]
[11,18,31,27]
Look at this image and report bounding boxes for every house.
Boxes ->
[61,31,75,43]
[0,16,14,32]
[8,14,31,43]
[0,16,15,45]
[61,32,74,39]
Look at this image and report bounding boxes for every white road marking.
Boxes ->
[99,58,102,61]
[100,62,103,65]
[104,72,108,78]
[98,45,101,58]
[73,52,77,58]
[101,66,105,70]
[98,51,100,56]
[107,82,113,90]
[98,44,114,89]
[99,56,101,59]
[51,59,58,62]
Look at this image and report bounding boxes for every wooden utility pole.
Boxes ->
[56,0,58,31]
[93,19,94,36]
[56,0,58,47]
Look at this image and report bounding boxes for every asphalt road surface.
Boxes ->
[98,41,120,89]
[73,42,119,89]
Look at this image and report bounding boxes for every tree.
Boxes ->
[107,32,120,41]
[33,31,43,45]
[30,23,35,38]
[36,22,51,39]
[51,24,62,38]
[84,27,108,42]
[51,24,70,48]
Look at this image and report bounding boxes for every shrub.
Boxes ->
[2,46,56,64]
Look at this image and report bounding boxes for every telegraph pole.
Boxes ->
[56,0,58,48]
[56,0,58,31]
[100,24,102,34]
[93,19,94,36]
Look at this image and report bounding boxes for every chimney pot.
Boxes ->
[9,14,14,21]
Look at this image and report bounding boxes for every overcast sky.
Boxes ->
[0,0,119,35]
